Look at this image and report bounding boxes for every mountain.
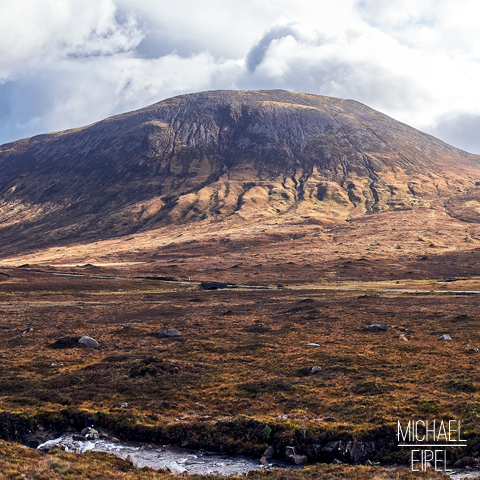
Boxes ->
[1,89,480,255]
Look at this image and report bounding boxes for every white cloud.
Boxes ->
[1,0,480,153]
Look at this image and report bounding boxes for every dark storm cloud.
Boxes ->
[246,25,299,73]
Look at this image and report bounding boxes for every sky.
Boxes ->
[1,0,480,153]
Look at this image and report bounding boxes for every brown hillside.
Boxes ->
[1,89,480,258]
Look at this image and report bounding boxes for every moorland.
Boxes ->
[1,90,480,477]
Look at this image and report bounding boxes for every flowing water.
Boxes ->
[37,434,291,475]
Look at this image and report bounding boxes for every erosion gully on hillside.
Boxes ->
[1,262,480,477]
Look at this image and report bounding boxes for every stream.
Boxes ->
[37,434,293,475]
[36,434,480,477]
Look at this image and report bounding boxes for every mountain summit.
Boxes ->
[1,89,479,251]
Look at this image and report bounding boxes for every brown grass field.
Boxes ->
[2,209,480,477]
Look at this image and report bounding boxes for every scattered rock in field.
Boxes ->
[159,329,181,338]
[22,327,33,334]
[263,446,274,458]
[367,324,387,332]
[475,349,480,353]
[49,362,56,367]
[1,353,5,358]
[121,402,129,408]
[306,343,320,346]
[166,462,187,474]
[81,427,99,440]
[399,334,408,342]
[439,334,452,341]
[310,366,322,375]
[72,434,86,441]
[78,335,100,348]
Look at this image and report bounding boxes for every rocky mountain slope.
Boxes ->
[1,89,480,253]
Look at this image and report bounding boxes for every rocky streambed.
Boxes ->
[37,430,296,476]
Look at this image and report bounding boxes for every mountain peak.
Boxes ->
[0,89,479,252]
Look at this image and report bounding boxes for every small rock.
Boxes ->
[294,454,307,464]
[365,459,374,466]
[306,343,320,346]
[78,335,100,348]
[72,434,86,441]
[439,334,452,341]
[159,329,181,338]
[367,324,387,332]
[310,366,322,375]
[263,446,274,458]
[49,363,56,367]
[333,459,343,464]
[121,402,129,408]
[166,462,187,474]
[475,349,480,353]
[260,456,268,465]
[399,334,408,342]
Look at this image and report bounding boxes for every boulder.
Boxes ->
[121,402,129,408]
[260,456,268,465]
[38,443,66,452]
[72,434,86,441]
[78,335,100,348]
[159,329,181,338]
[80,427,99,439]
[367,324,387,332]
[310,366,322,375]
[166,462,187,474]
[263,446,274,458]
[294,454,307,464]
[439,334,452,341]
[286,446,307,464]
[348,441,366,463]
